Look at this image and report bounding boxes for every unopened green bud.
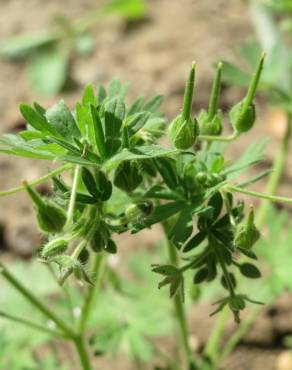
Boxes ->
[197,110,223,136]
[23,181,67,233]
[230,100,256,133]
[113,161,142,192]
[42,238,68,258]
[125,201,153,222]
[168,62,199,149]
[234,206,260,249]
[168,115,199,149]
[206,173,225,187]
[195,171,208,185]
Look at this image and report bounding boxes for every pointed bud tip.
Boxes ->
[217,61,223,70]
[191,61,196,70]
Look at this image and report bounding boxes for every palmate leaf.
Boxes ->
[19,103,60,137]
[103,145,180,170]
[0,134,57,160]
[131,201,187,233]
[45,100,80,139]
[224,138,268,179]
[89,250,172,362]
[168,208,193,249]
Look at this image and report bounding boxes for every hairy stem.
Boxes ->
[219,307,261,363]
[197,132,239,142]
[47,264,75,324]
[256,113,291,225]
[162,223,197,369]
[226,185,292,204]
[66,165,81,227]
[78,254,106,334]
[0,163,72,197]
[0,310,64,337]
[0,263,73,337]
[73,335,92,370]
[203,307,229,363]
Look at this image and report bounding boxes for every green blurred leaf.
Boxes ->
[28,50,68,97]
[0,31,55,59]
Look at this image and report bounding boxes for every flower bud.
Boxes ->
[195,171,208,185]
[113,161,142,192]
[229,53,265,134]
[41,238,68,258]
[230,100,256,133]
[168,115,199,149]
[197,109,223,136]
[234,206,260,249]
[125,201,153,222]
[168,62,199,149]
[23,181,67,233]
[206,173,225,187]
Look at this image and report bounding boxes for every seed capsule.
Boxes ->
[234,206,260,249]
[125,201,153,223]
[229,53,265,134]
[168,62,199,149]
[23,181,67,233]
[41,239,68,258]
[230,100,256,133]
[197,110,223,136]
[168,115,199,149]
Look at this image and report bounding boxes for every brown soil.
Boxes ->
[1,1,292,370]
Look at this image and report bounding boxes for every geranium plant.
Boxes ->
[1,53,292,370]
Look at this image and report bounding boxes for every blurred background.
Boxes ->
[1,1,292,369]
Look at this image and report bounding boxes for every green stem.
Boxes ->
[0,310,64,337]
[219,307,261,363]
[256,114,291,226]
[203,307,229,362]
[0,164,72,197]
[212,241,235,297]
[72,240,88,260]
[0,263,73,337]
[47,264,75,324]
[73,335,92,370]
[226,184,292,204]
[197,132,239,142]
[162,224,197,369]
[66,165,81,227]
[78,254,105,334]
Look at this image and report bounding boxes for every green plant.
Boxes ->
[2,53,292,370]
[0,0,146,96]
